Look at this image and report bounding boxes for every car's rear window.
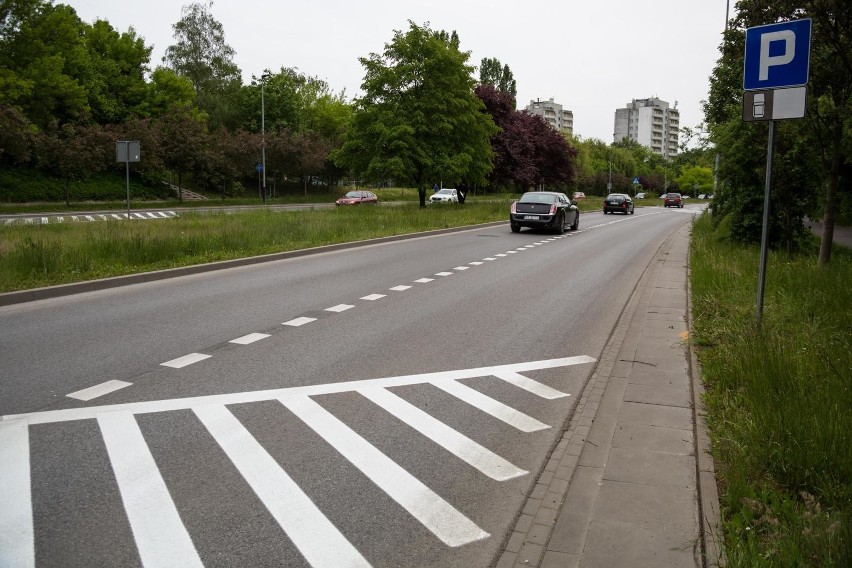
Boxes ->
[666,193,680,198]
[606,194,624,200]
[519,193,557,204]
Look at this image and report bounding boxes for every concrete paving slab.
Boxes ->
[611,423,694,455]
[581,520,698,568]
[625,367,690,390]
[620,401,693,430]
[603,447,696,488]
[624,383,692,408]
[593,481,698,534]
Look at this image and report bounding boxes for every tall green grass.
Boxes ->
[690,213,851,566]
[0,201,511,291]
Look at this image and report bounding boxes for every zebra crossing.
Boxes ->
[2,211,179,226]
[0,355,594,567]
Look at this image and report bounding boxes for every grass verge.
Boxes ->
[0,200,511,292]
[690,213,851,566]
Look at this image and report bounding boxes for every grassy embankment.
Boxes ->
[690,214,851,566]
[0,199,513,292]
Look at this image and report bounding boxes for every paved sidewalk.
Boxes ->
[497,222,722,568]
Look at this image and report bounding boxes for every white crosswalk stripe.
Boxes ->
[194,404,370,568]
[0,356,594,567]
[98,412,204,568]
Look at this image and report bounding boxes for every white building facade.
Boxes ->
[613,97,679,159]
[525,98,574,135]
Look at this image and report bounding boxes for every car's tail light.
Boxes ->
[549,204,557,215]
[511,202,517,214]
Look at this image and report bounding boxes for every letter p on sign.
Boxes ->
[743,19,811,91]
[759,30,795,80]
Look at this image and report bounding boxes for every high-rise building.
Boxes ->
[525,98,574,135]
[613,97,679,158]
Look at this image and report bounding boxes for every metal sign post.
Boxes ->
[116,141,140,220]
[742,18,811,324]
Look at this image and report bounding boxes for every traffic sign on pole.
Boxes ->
[741,18,811,325]
[743,19,811,91]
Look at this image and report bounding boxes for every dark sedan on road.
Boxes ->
[510,191,579,234]
[336,190,378,206]
[603,193,634,215]
[663,193,683,208]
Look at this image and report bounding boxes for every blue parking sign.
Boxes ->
[743,19,811,91]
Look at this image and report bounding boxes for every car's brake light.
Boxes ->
[549,204,557,215]
[511,202,517,214]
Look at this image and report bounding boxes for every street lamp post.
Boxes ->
[261,73,270,204]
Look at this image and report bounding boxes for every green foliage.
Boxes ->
[706,0,852,265]
[478,57,517,98]
[691,213,851,566]
[0,166,169,202]
[162,1,241,128]
[336,21,498,190]
[82,19,152,124]
[675,165,713,196]
[0,0,90,126]
[138,67,195,118]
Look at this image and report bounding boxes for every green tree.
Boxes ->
[162,1,241,129]
[0,0,90,127]
[0,104,35,164]
[675,165,714,197]
[706,0,851,261]
[82,19,151,124]
[336,21,498,207]
[138,67,196,118]
[155,104,208,201]
[479,57,517,99]
[36,119,111,204]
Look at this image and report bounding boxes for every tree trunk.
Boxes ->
[178,171,183,203]
[818,121,842,267]
[64,178,70,206]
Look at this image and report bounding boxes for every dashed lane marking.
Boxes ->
[229,333,270,345]
[325,304,355,313]
[360,293,386,301]
[67,380,132,401]
[389,285,412,291]
[283,317,317,327]
[161,353,211,369]
[413,278,434,283]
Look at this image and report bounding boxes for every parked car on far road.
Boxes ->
[603,193,635,215]
[510,191,579,234]
[429,188,459,203]
[336,190,378,205]
[663,193,684,208]
[635,192,646,199]
[572,192,586,200]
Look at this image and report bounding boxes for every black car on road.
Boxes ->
[510,191,579,234]
[603,193,635,215]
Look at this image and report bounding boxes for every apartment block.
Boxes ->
[525,98,574,135]
[613,97,679,158]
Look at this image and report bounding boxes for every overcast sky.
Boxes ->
[66,0,731,144]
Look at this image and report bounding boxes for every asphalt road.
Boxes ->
[0,205,703,568]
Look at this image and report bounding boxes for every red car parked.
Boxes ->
[336,190,378,206]
[663,193,683,208]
